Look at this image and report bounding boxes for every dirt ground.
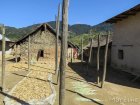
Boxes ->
[53,60,140,105]
[0,56,140,105]
[0,55,55,105]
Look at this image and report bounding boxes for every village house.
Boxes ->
[12,23,77,63]
[83,37,112,67]
[0,34,13,55]
[104,4,140,75]
[67,42,79,59]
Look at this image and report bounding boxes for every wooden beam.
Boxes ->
[97,34,100,84]
[59,0,69,105]
[101,31,110,88]
[1,25,5,91]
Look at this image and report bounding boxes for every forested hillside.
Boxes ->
[4,21,112,47]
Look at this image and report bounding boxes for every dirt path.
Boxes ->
[54,60,140,105]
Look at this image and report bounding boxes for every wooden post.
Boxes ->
[59,0,69,105]
[15,45,18,63]
[97,34,100,84]
[101,32,110,88]
[55,4,61,74]
[81,37,83,63]
[87,38,93,71]
[1,25,5,91]
[88,38,93,64]
[28,36,30,71]
[71,46,73,63]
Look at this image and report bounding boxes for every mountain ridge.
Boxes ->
[3,21,112,41]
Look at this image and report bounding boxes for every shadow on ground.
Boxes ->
[68,62,140,89]
[0,91,29,105]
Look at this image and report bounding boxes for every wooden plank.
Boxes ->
[59,0,69,105]
[101,32,110,88]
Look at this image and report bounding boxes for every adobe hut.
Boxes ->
[104,4,140,75]
[12,23,77,63]
[12,23,61,63]
[67,42,79,59]
[0,34,14,55]
[83,37,112,67]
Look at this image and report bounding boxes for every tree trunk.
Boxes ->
[97,34,100,84]
[59,0,69,105]
[1,25,5,91]
[101,32,110,88]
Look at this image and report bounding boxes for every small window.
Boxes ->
[118,50,124,60]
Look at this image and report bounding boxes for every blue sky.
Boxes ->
[0,0,140,28]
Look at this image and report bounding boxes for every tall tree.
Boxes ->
[59,0,69,105]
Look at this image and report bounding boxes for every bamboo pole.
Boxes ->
[81,37,83,63]
[1,25,5,91]
[59,0,69,105]
[97,34,100,84]
[28,36,30,71]
[101,32,110,88]
[55,4,61,75]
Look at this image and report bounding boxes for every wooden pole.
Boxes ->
[55,4,61,74]
[1,25,5,91]
[81,37,83,63]
[71,46,73,63]
[59,0,69,105]
[101,32,110,88]
[97,34,100,84]
[87,38,93,71]
[28,36,30,71]
[15,45,18,63]
[88,38,93,64]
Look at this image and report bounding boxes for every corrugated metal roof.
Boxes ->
[0,34,10,41]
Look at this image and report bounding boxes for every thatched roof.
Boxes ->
[12,23,77,49]
[105,4,140,23]
[84,36,112,50]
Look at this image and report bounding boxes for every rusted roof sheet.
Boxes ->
[105,4,140,23]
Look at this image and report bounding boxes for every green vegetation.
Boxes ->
[3,21,112,48]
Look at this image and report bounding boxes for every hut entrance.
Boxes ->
[37,49,44,61]
[40,50,44,57]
